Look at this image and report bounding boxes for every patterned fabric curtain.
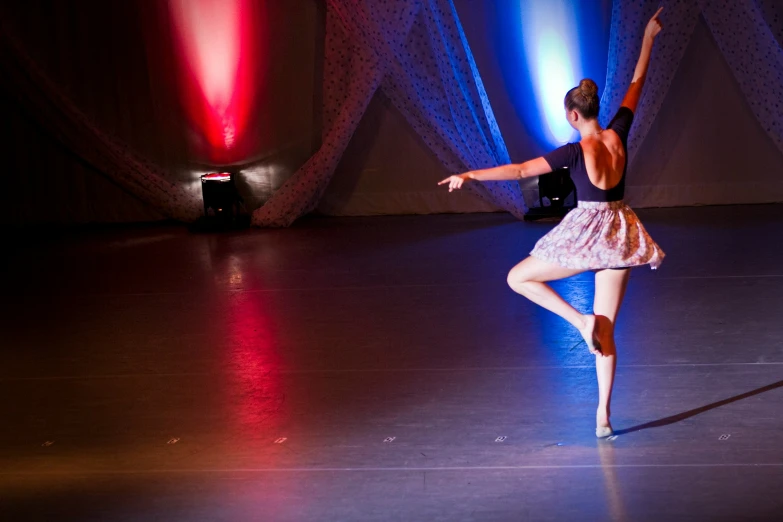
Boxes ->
[701,0,783,154]
[600,0,783,163]
[2,0,524,227]
[6,0,781,225]
[0,30,203,222]
[253,0,527,227]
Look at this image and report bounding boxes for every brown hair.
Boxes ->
[565,79,599,120]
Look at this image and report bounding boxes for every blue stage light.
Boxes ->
[521,0,581,145]
[494,1,610,151]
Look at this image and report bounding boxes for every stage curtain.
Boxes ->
[603,0,783,161]
[3,0,782,225]
[0,0,318,226]
[0,0,522,227]
[701,0,783,154]
[0,31,202,222]
[252,0,527,227]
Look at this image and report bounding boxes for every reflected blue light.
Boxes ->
[522,0,581,145]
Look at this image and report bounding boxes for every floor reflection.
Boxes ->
[209,239,286,438]
[598,440,628,522]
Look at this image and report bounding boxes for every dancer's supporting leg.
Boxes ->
[506,256,599,352]
[593,268,631,435]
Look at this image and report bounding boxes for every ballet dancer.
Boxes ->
[438,7,666,437]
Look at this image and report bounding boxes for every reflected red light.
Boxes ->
[168,0,262,163]
[222,282,284,431]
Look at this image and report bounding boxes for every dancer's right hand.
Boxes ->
[644,6,664,41]
[438,173,470,192]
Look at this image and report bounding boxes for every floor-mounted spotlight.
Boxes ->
[523,167,577,221]
[190,172,248,231]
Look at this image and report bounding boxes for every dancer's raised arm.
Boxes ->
[621,7,664,112]
[437,157,552,192]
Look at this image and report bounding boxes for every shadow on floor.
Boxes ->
[615,379,783,436]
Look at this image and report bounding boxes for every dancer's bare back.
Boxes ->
[579,131,626,191]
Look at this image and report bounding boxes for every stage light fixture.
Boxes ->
[523,167,577,222]
[192,172,245,231]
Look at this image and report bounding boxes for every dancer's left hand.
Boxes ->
[644,6,664,41]
[438,173,470,192]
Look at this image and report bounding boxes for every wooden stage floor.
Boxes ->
[2,204,783,521]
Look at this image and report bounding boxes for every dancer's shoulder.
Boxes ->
[608,107,635,140]
[542,142,580,171]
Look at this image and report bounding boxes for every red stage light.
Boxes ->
[202,172,232,181]
[168,0,262,163]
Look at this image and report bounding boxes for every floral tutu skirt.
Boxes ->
[530,200,665,270]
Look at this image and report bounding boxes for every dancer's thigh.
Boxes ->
[508,256,585,284]
[593,268,631,324]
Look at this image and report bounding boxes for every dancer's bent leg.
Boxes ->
[507,256,599,352]
[593,268,631,436]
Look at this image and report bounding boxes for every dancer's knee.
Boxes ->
[507,267,531,292]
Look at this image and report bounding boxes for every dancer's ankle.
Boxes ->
[596,407,611,427]
[576,313,591,331]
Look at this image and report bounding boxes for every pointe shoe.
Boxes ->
[596,426,614,438]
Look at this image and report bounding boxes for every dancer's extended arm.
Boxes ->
[437,157,552,192]
[621,7,664,112]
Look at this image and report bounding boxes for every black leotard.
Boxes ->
[542,107,634,202]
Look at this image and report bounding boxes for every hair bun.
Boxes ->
[579,79,598,98]
[565,78,600,119]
